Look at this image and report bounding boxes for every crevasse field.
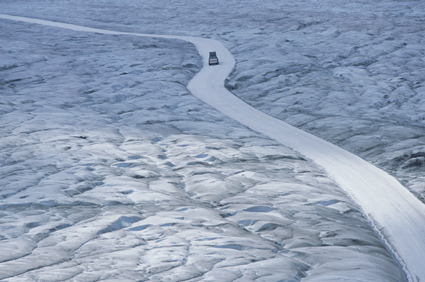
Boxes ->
[0,0,424,281]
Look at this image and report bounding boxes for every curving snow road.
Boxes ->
[1,14,425,282]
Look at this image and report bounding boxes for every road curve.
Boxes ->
[1,13,425,282]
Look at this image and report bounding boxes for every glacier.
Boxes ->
[1,0,424,281]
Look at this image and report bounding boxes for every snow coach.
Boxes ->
[208,51,219,65]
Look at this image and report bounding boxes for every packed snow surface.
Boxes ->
[1,1,425,281]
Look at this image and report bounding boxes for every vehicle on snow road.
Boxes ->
[209,51,219,65]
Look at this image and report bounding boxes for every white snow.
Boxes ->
[1,1,424,281]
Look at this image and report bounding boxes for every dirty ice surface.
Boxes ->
[1,0,424,281]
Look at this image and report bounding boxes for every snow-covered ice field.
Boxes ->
[1,0,424,281]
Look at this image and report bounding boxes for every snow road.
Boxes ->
[1,14,425,282]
